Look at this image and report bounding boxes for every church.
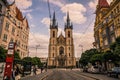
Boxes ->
[48,12,76,68]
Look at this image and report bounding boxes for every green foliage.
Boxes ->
[79,49,99,66]
[32,57,43,68]
[22,57,32,62]
[0,46,7,62]
[22,57,43,68]
[90,54,103,63]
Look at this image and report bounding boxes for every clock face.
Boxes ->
[7,50,14,55]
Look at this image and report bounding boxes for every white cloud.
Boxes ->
[61,3,87,24]
[73,32,94,57]
[27,13,32,20]
[41,17,50,27]
[8,0,32,13]
[43,0,64,7]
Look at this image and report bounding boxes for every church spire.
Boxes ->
[64,11,73,30]
[50,11,58,29]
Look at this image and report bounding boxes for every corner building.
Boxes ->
[0,1,29,58]
[94,0,120,51]
[48,12,76,68]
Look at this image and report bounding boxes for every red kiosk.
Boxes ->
[3,42,16,80]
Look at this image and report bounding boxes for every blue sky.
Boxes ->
[8,0,112,58]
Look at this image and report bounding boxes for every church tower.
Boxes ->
[48,12,58,67]
[48,12,76,68]
[64,12,75,67]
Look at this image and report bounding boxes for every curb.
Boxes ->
[79,73,101,80]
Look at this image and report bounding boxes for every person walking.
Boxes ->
[33,66,37,75]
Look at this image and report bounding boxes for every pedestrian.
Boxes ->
[41,67,43,73]
[33,66,37,75]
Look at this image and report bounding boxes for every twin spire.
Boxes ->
[50,11,73,30]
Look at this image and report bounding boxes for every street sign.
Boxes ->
[7,50,14,55]
[3,42,15,80]
[8,42,15,49]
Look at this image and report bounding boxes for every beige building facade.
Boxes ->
[0,1,29,58]
[48,12,76,68]
[94,0,120,51]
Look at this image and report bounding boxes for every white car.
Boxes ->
[88,66,99,73]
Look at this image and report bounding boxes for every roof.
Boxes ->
[16,7,24,21]
[98,0,109,8]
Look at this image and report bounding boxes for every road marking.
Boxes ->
[40,71,53,80]
[68,71,100,80]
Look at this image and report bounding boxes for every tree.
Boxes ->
[32,57,43,68]
[90,54,103,64]
[0,46,7,62]
[22,57,32,62]
[79,49,99,66]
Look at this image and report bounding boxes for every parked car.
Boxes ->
[88,66,99,73]
[107,67,120,78]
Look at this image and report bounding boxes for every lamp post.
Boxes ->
[77,45,83,68]
[35,45,40,57]
[79,45,83,54]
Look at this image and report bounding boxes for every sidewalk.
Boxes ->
[79,72,119,80]
[15,69,44,80]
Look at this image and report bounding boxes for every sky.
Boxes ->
[8,0,112,58]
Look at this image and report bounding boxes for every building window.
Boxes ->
[69,40,70,44]
[3,34,7,42]
[13,19,16,25]
[69,53,70,57]
[69,47,70,50]
[111,36,115,43]
[104,39,108,46]
[0,4,2,12]
[68,31,70,37]
[5,22,9,31]
[53,53,54,57]
[116,6,119,13]
[110,25,114,32]
[12,27,15,35]
[53,31,55,37]
[69,61,71,64]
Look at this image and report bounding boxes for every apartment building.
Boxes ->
[0,1,29,58]
[94,0,120,51]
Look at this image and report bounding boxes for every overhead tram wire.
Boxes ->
[47,0,51,21]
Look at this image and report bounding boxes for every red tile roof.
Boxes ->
[16,7,23,21]
[98,0,109,8]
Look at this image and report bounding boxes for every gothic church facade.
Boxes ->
[48,12,76,68]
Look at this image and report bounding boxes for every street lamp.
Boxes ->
[77,45,83,68]
[79,45,83,53]
[35,45,40,57]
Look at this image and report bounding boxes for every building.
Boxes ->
[0,1,29,58]
[94,0,120,51]
[40,57,47,63]
[48,12,76,68]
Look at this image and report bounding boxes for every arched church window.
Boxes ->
[69,53,70,57]
[68,31,70,37]
[59,47,64,55]
[53,31,55,37]
[53,53,54,57]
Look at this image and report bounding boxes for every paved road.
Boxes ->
[20,69,119,80]
[44,70,96,80]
